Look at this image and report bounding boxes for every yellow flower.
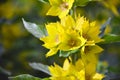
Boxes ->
[49,59,104,80]
[40,15,86,57]
[76,16,104,44]
[40,22,64,57]
[49,59,85,80]
[59,15,86,51]
[47,0,74,18]
[61,14,75,30]
[59,30,86,51]
[72,15,104,56]
[61,15,103,46]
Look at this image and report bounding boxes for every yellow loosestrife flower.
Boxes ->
[49,59,85,80]
[40,22,64,57]
[49,59,104,80]
[40,15,87,57]
[59,15,86,51]
[61,15,104,55]
[74,16,104,56]
[47,0,74,18]
[75,16,104,44]
[59,30,86,51]
[61,15,103,45]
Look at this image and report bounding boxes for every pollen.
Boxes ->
[68,39,77,47]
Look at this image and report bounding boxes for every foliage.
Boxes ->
[9,74,50,80]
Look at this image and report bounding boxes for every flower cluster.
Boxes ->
[40,15,103,57]
[38,0,105,80]
[40,15,104,80]
[49,59,104,80]
[10,0,120,79]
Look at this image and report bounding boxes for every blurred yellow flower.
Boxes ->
[0,0,37,19]
[1,23,27,48]
[49,59,104,80]
[0,1,15,19]
[47,0,74,18]
[102,0,120,16]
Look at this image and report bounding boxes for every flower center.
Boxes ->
[60,2,69,10]
[83,34,90,40]
[68,39,77,47]
[55,35,60,43]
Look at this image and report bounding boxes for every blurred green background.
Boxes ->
[0,0,120,80]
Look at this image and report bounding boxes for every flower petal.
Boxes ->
[47,6,61,16]
[46,48,58,57]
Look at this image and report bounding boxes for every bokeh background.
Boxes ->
[0,0,120,80]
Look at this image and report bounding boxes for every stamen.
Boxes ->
[60,2,69,10]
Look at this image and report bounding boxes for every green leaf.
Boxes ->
[99,17,111,37]
[0,67,11,75]
[9,74,41,80]
[102,34,120,44]
[22,18,47,39]
[29,63,50,75]
[59,49,79,57]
